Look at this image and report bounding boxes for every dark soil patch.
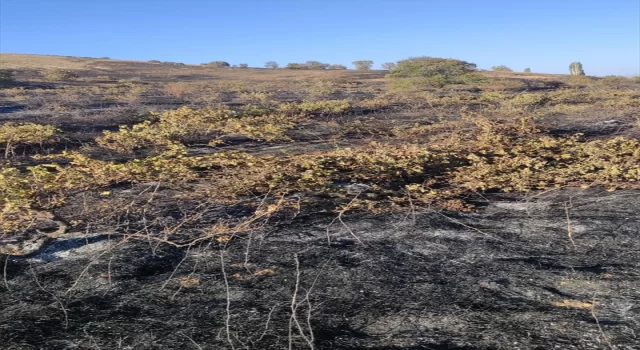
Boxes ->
[1,189,638,349]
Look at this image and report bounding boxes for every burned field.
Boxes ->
[1,54,639,349]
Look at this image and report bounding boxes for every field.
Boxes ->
[1,53,639,349]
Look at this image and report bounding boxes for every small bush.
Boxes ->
[352,60,374,70]
[206,61,231,68]
[0,122,58,157]
[265,61,279,69]
[492,65,513,72]
[524,68,532,73]
[305,61,330,70]
[285,63,306,70]
[44,69,79,81]
[238,63,249,68]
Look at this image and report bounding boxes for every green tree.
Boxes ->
[207,61,230,68]
[569,62,585,75]
[264,61,279,69]
[387,56,480,90]
[285,63,305,69]
[352,60,374,70]
[238,63,249,68]
[381,62,397,70]
[305,61,330,70]
[524,68,532,73]
[492,65,513,72]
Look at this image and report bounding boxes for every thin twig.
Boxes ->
[564,200,576,248]
[179,332,204,350]
[289,253,315,350]
[326,192,364,246]
[590,296,614,350]
[256,304,278,343]
[220,249,235,350]
[3,254,12,295]
[160,244,192,291]
[30,264,69,329]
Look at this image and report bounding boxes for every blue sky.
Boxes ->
[1,0,638,76]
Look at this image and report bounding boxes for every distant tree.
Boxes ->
[265,61,279,69]
[569,62,585,76]
[491,65,513,72]
[148,60,162,64]
[285,63,306,69]
[305,61,330,70]
[238,63,249,68]
[232,65,238,68]
[328,64,347,70]
[387,56,480,90]
[352,60,374,70]
[381,62,396,70]
[207,61,231,68]
[524,68,532,73]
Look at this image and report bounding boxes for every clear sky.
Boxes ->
[1,0,638,76]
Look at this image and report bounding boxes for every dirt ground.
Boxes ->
[1,54,639,349]
[2,188,639,349]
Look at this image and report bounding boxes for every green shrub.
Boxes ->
[524,68,532,73]
[352,60,374,70]
[238,63,249,68]
[305,61,329,70]
[206,61,230,68]
[285,63,306,70]
[264,61,279,69]
[387,56,479,91]
[492,65,513,72]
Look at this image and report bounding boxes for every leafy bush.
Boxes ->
[238,63,249,68]
[328,64,347,70]
[569,62,585,76]
[0,122,58,157]
[44,69,79,81]
[352,60,374,70]
[387,57,479,90]
[524,68,532,73]
[265,61,279,69]
[285,63,306,70]
[206,61,231,68]
[305,61,330,70]
[492,65,513,72]
[0,69,15,88]
[97,106,307,153]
